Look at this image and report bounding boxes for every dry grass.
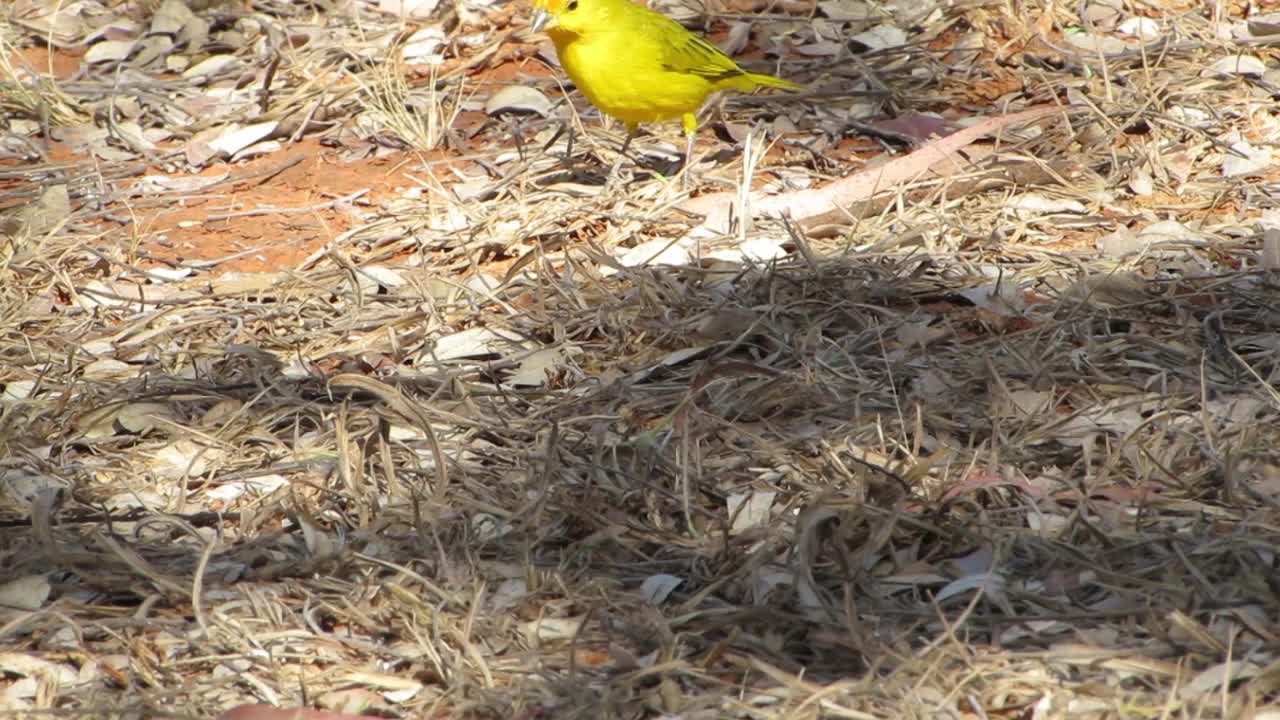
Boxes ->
[350,52,463,151]
[3,0,1280,718]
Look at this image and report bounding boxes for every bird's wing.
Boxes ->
[652,17,746,81]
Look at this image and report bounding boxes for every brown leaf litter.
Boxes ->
[4,0,1280,718]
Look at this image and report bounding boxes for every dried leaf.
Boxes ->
[958,280,1026,317]
[849,25,906,52]
[1208,54,1266,76]
[1263,228,1280,270]
[182,54,240,81]
[1178,660,1262,700]
[935,571,1006,604]
[728,490,776,534]
[1117,17,1160,39]
[206,474,289,502]
[997,387,1052,418]
[521,615,585,642]
[12,184,71,237]
[208,121,280,157]
[0,653,80,686]
[1067,273,1149,306]
[150,439,224,480]
[378,0,441,18]
[616,238,692,268]
[719,22,752,56]
[1008,192,1086,215]
[0,575,51,611]
[1222,137,1272,177]
[115,402,175,434]
[401,25,446,61]
[356,265,407,292]
[80,358,135,381]
[1101,227,1146,260]
[639,574,683,604]
[818,0,874,21]
[1,380,37,402]
[429,327,523,361]
[85,39,136,64]
[485,86,553,118]
[1248,14,1280,37]
[508,347,571,387]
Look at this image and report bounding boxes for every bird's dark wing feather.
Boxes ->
[652,17,746,81]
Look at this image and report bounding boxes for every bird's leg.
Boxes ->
[680,113,698,189]
[618,126,636,160]
[604,124,638,191]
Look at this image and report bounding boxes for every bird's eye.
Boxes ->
[567,1,578,9]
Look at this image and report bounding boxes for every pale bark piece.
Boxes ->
[681,105,1066,231]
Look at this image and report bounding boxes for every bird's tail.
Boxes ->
[744,71,802,92]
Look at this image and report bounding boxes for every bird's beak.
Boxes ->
[531,9,555,32]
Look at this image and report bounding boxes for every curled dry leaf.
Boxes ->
[1063,31,1130,54]
[150,439,225,480]
[13,184,71,237]
[11,1,86,45]
[84,40,136,64]
[1222,138,1272,177]
[719,22,752,56]
[640,573,684,604]
[1207,54,1266,76]
[1263,228,1280,270]
[181,54,240,81]
[206,474,289,502]
[957,280,1026,317]
[485,86,554,118]
[0,575,52,611]
[521,615,586,642]
[728,490,776,534]
[996,387,1053,419]
[817,0,874,21]
[1007,192,1086,215]
[1098,227,1143,257]
[0,653,80,688]
[1248,14,1280,37]
[208,121,280,157]
[508,347,577,387]
[402,25,446,61]
[355,265,407,293]
[849,24,906,52]
[1,380,37,402]
[429,326,524,361]
[615,237,692,268]
[115,402,176,434]
[1117,17,1160,39]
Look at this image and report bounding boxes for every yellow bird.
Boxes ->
[529,0,800,166]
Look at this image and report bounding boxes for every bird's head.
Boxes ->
[531,0,597,36]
